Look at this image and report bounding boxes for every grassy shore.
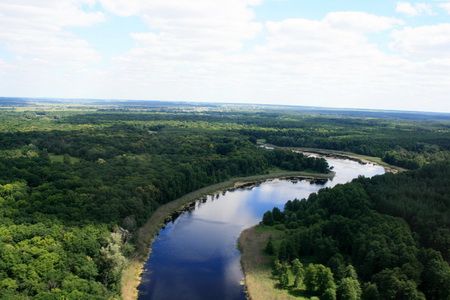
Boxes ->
[239,226,309,300]
[238,148,406,300]
[120,169,333,300]
[263,144,407,173]
[293,147,407,173]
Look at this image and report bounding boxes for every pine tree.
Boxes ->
[265,237,275,255]
[292,258,304,287]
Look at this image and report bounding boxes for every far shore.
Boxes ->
[120,169,333,300]
[261,144,407,173]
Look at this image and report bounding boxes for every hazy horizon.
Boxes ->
[2,95,450,115]
[1,1,450,112]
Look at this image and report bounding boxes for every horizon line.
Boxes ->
[0,95,449,116]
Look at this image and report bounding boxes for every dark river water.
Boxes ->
[138,157,385,300]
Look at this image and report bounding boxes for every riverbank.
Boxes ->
[261,144,407,173]
[239,147,401,300]
[239,226,305,300]
[120,169,333,300]
[294,147,407,173]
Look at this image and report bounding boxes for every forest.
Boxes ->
[0,107,328,299]
[261,161,450,299]
[46,106,450,169]
[0,101,449,299]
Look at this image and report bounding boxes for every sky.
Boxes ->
[0,0,450,112]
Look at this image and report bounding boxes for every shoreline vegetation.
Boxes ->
[121,149,401,300]
[238,150,407,300]
[261,144,407,173]
[120,169,333,300]
[240,162,450,300]
[239,226,302,300]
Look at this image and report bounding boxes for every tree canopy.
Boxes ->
[261,162,450,299]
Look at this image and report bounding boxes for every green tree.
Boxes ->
[345,265,358,280]
[272,207,284,223]
[362,283,380,300]
[337,265,361,300]
[265,237,275,255]
[337,277,361,300]
[304,264,319,292]
[279,270,290,289]
[273,259,283,277]
[99,232,127,289]
[292,258,304,288]
[316,265,336,297]
[322,287,337,300]
[278,263,290,289]
[328,254,346,280]
[262,211,274,226]
[373,268,420,300]
[305,264,336,296]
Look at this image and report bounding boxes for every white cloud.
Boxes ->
[0,1,449,112]
[395,2,434,16]
[391,23,450,58]
[324,12,403,33]
[440,2,450,14]
[98,8,450,112]
[99,0,262,54]
[0,1,104,67]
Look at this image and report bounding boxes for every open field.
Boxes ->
[239,226,309,300]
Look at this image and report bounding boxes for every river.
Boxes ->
[138,156,385,300]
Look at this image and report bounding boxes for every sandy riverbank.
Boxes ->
[120,170,333,300]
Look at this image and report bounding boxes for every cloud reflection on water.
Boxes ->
[139,158,385,300]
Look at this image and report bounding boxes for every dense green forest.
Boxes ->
[27,106,450,169]
[261,162,450,299]
[0,108,328,299]
[0,101,449,299]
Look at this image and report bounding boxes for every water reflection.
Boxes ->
[138,158,385,300]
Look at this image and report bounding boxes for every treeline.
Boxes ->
[261,162,450,299]
[251,131,450,170]
[6,109,449,170]
[265,149,329,174]
[52,110,450,170]
[382,144,450,170]
[0,112,329,299]
[239,116,450,170]
[360,162,450,262]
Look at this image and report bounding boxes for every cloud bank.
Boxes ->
[0,0,449,112]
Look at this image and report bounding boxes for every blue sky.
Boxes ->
[1,0,450,112]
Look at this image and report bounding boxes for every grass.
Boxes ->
[120,170,332,300]
[239,225,310,300]
[263,144,407,173]
[296,147,405,171]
